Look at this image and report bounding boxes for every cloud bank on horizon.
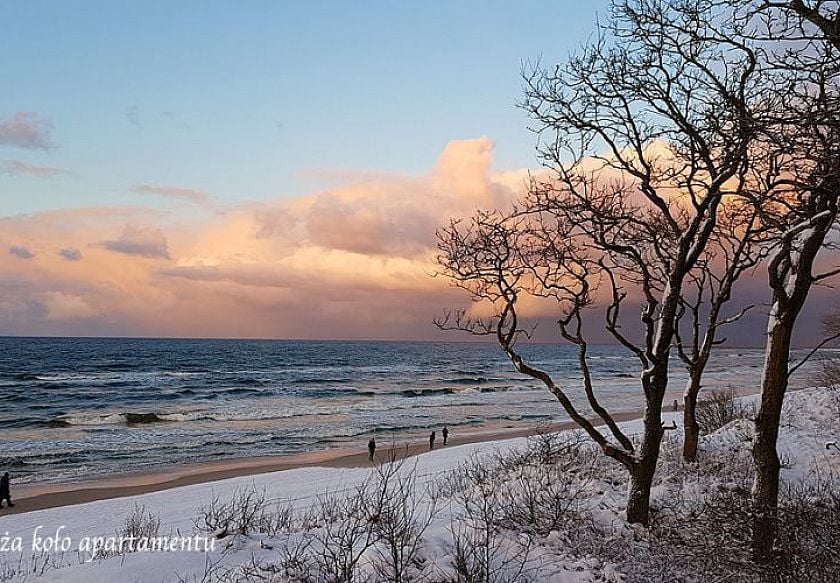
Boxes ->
[0,137,539,339]
[0,134,835,343]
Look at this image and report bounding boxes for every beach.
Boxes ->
[4,409,650,515]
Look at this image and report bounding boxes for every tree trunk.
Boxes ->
[683,375,701,462]
[626,459,657,524]
[626,403,664,524]
[751,313,794,561]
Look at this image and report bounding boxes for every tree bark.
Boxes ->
[751,313,794,561]
[626,459,658,524]
[626,404,665,524]
[682,376,701,462]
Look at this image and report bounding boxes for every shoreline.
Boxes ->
[4,409,654,516]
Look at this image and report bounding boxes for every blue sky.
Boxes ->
[1,0,608,215]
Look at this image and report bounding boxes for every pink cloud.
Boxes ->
[0,112,53,150]
[3,159,70,178]
[9,245,35,259]
[258,136,520,259]
[0,139,506,337]
[98,225,171,259]
[59,248,83,261]
[0,138,530,338]
[16,137,808,341]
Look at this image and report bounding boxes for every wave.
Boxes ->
[400,388,455,398]
[448,376,491,385]
[221,387,264,395]
[294,377,354,385]
[0,456,28,468]
[50,412,171,426]
[125,413,168,424]
[12,372,43,381]
[9,372,83,382]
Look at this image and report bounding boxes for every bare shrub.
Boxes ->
[493,435,600,536]
[818,358,840,415]
[525,427,589,466]
[218,548,318,583]
[599,474,840,583]
[295,455,438,582]
[442,435,606,581]
[196,486,292,538]
[432,452,507,503]
[216,455,439,582]
[771,481,840,583]
[819,359,840,390]
[450,478,534,583]
[0,548,73,581]
[95,503,163,559]
[695,388,752,436]
[368,454,438,583]
[120,503,161,542]
[271,535,317,582]
[0,555,35,583]
[309,486,378,582]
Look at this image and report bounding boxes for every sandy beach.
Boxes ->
[4,409,655,516]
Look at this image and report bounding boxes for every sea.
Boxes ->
[0,337,822,485]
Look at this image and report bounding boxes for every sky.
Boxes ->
[0,1,834,343]
[2,1,605,214]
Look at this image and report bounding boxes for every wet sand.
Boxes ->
[4,409,653,516]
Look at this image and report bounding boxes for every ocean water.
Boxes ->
[0,337,816,485]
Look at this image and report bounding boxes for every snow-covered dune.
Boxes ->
[1,388,837,582]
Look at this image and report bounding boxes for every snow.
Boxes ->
[1,389,837,582]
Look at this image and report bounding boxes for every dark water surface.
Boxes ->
[0,337,797,484]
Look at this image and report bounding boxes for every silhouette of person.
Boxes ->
[673,399,679,412]
[429,430,436,450]
[0,472,12,508]
[442,426,449,446]
[368,437,376,462]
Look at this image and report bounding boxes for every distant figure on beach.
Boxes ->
[673,399,679,412]
[0,472,12,508]
[368,437,376,462]
[429,431,436,450]
[442,426,449,446]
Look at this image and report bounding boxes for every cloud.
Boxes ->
[59,248,83,261]
[259,136,517,258]
[0,138,519,337]
[3,159,70,178]
[98,225,171,259]
[132,184,211,204]
[0,112,53,150]
[42,292,96,321]
[3,136,832,343]
[9,245,35,259]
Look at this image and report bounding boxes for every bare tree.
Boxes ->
[674,201,765,462]
[763,0,840,50]
[721,0,840,560]
[438,0,776,525]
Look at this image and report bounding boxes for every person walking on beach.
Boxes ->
[429,431,436,450]
[442,426,449,446]
[673,399,679,412]
[0,472,13,508]
[368,437,376,462]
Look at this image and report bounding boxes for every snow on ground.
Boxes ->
[1,388,837,582]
